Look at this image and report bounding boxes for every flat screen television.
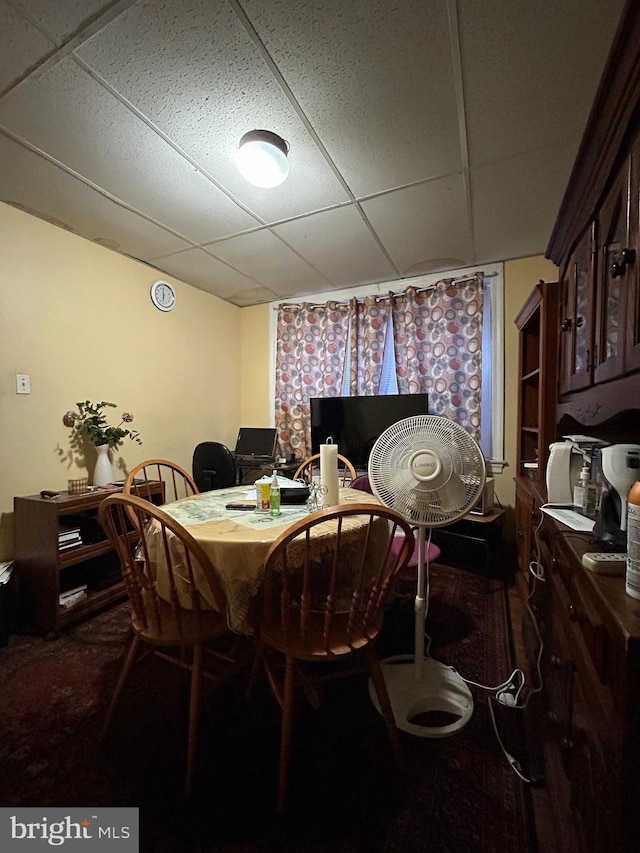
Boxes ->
[310,393,429,470]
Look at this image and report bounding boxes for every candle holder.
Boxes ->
[306,482,326,513]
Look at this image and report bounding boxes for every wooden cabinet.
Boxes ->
[548,0,640,423]
[514,281,560,482]
[521,480,640,852]
[557,146,640,394]
[14,484,163,634]
[514,478,535,600]
[516,4,640,846]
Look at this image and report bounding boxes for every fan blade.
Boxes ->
[434,473,467,513]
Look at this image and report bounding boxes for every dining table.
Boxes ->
[151,484,383,634]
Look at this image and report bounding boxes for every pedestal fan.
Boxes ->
[368,415,486,737]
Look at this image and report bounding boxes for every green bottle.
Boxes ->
[270,470,281,517]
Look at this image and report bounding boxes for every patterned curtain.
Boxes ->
[353,295,391,396]
[274,273,484,454]
[391,273,484,442]
[274,301,351,459]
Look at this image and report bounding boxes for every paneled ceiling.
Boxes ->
[0,0,627,306]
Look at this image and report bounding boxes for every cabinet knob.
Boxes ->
[568,603,580,622]
[560,736,574,753]
[611,248,636,278]
[561,317,572,332]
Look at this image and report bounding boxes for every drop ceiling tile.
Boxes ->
[0,1,53,92]
[150,247,268,304]
[471,139,578,263]
[459,0,626,168]
[207,229,330,294]
[12,0,115,43]
[75,0,349,221]
[0,132,190,259]
[0,57,261,243]
[361,176,473,276]
[274,204,398,287]
[241,0,462,197]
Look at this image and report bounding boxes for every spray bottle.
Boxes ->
[626,481,640,599]
[270,470,281,517]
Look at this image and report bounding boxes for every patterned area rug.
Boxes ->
[0,564,535,852]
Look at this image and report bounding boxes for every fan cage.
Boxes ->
[368,415,486,527]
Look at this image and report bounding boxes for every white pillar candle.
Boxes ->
[320,440,339,507]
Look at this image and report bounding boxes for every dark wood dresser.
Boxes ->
[514,2,640,848]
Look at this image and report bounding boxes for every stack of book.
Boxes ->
[59,585,88,608]
[58,525,82,551]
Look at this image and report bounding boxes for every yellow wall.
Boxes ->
[238,303,272,426]
[0,202,241,558]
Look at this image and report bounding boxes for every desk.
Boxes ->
[234,459,299,485]
[155,486,380,634]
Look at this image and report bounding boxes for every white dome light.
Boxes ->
[236,129,290,188]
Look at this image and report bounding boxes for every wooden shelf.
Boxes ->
[515,282,560,482]
[14,483,163,634]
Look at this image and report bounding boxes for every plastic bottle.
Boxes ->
[573,464,590,515]
[255,475,271,513]
[626,481,640,599]
[269,470,281,517]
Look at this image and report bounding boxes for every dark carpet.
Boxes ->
[0,564,536,853]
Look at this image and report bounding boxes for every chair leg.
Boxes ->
[185,644,204,798]
[277,655,296,813]
[100,634,141,743]
[368,648,403,769]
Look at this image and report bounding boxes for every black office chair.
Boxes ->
[192,442,237,492]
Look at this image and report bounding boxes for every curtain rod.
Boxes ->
[274,271,493,311]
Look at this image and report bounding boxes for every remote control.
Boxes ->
[581,552,626,575]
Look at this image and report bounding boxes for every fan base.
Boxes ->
[370,655,473,738]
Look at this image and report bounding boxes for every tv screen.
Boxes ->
[310,393,429,470]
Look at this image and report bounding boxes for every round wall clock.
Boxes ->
[150,280,176,312]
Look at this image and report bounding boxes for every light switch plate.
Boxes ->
[16,374,31,394]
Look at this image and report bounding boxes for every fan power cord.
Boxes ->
[495,669,525,706]
[488,694,543,785]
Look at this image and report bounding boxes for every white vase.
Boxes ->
[93,444,115,486]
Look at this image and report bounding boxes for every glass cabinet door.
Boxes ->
[594,159,631,383]
[625,134,640,372]
[559,224,594,394]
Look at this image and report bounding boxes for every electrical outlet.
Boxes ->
[16,374,31,394]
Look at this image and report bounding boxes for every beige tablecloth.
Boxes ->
[149,485,382,634]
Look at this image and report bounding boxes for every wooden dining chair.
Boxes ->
[98,492,243,797]
[123,458,198,528]
[248,502,414,812]
[293,452,357,487]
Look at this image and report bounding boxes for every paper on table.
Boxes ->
[541,506,595,532]
[320,441,339,507]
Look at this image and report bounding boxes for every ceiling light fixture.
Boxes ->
[236,129,290,188]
